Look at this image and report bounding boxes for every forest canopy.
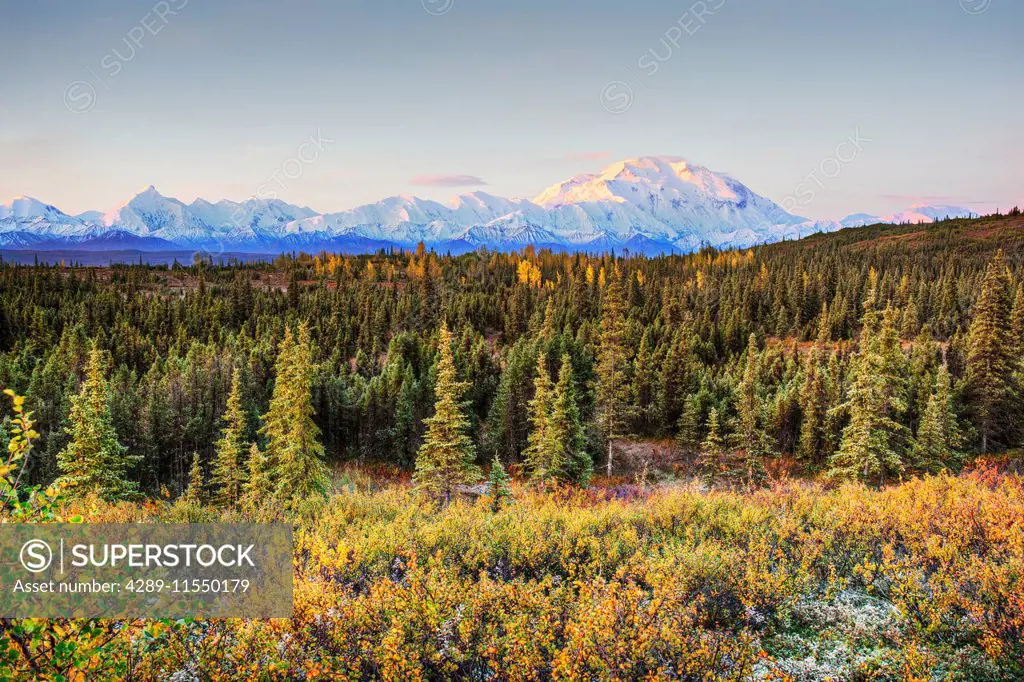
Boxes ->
[1,213,1023,499]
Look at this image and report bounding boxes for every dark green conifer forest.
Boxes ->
[2,213,1023,497]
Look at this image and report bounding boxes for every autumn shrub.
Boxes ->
[3,468,1022,680]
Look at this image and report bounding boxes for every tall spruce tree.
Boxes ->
[632,329,657,434]
[906,331,938,435]
[698,408,727,477]
[1010,284,1024,358]
[260,325,330,505]
[828,306,911,484]
[182,450,205,505]
[212,368,249,508]
[677,395,703,456]
[655,334,689,436]
[524,354,556,484]
[56,347,139,501]
[242,443,273,508]
[551,354,591,486]
[797,342,830,466]
[484,339,534,462]
[735,334,775,459]
[912,363,965,472]
[595,269,635,476]
[965,251,1018,452]
[699,401,769,491]
[414,322,480,504]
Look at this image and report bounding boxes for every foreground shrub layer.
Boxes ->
[3,467,1022,680]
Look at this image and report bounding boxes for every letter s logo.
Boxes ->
[20,539,53,573]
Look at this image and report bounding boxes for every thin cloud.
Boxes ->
[882,193,958,204]
[564,151,610,162]
[410,174,489,187]
[882,194,1000,207]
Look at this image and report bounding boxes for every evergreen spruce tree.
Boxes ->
[701,408,726,457]
[414,322,481,504]
[913,364,965,472]
[900,297,919,339]
[539,298,558,340]
[182,450,205,505]
[56,347,139,501]
[394,363,419,467]
[260,325,330,506]
[965,251,1017,451]
[816,301,832,345]
[551,355,591,486]
[488,455,512,511]
[699,403,769,490]
[259,329,296,475]
[655,334,689,436]
[484,339,534,462]
[676,395,703,456]
[524,353,555,483]
[736,334,775,459]
[1011,284,1024,357]
[212,368,249,508]
[632,329,657,434]
[595,270,635,476]
[906,330,937,434]
[797,341,830,466]
[828,306,911,484]
[823,352,844,456]
[242,443,273,508]
[699,408,731,485]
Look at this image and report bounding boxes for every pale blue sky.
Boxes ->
[1,0,1021,219]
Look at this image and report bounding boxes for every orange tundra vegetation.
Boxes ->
[4,463,1020,680]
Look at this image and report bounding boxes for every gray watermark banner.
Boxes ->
[0,523,292,618]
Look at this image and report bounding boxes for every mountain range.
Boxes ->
[0,157,974,256]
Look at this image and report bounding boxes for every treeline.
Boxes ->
[1,215,1023,497]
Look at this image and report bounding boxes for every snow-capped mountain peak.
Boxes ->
[1,157,984,255]
[102,186,203,238]
[534,156,744,207]
[840,204,974,227]
[893,204,974,223]
[528,155,809,249]
[0,196,71,221]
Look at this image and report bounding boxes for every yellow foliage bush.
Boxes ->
[3,468,1022,680]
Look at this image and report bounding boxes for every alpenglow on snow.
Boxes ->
[1,157,972,255]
